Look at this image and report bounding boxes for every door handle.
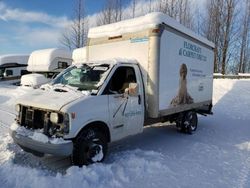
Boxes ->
[138,95,141,105]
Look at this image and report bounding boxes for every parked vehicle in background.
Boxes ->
[21,48,72,88]
[11,12,214,166]
[0,54,29,85]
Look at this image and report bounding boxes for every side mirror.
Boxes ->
[125,83,139,97]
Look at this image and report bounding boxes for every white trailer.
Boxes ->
[11,12,214,166]
[0,54,29,85]
[21,48,72,88]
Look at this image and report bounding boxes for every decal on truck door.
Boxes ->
[170,63,194,107]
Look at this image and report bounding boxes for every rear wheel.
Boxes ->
[176,113,185,132]
[176,111,198,134]
[71,128,108,167]
[183,111,198,134]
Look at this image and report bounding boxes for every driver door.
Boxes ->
[104,65,144,141]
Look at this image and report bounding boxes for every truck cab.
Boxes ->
[11,59,145,165]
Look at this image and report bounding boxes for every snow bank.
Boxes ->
[0,139,174,188]
[0,54,29,66]
[213,79,250,120]
[238,73,250,76]
[88,12,214,48]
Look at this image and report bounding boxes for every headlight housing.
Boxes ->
[48,112,70,137]
[50,112,60,124]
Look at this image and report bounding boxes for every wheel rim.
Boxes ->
[84,130,105,163]
[86,142,104,163]
[184,112,197,131]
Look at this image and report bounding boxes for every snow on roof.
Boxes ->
[27,48,72,72]
[88,12,214,48]
[72,47,87,64]
[76,58,137,66]
[0,54,29,66]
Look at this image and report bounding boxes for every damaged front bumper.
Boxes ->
[10,126,73,157]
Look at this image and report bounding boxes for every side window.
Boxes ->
[21,70,29,76]
[58,61,68,69]
[4,69,13,77]
[105,66,136,94]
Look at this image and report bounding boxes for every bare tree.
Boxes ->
[238,0,250,73]
[157,0,193,29]
[149,0,152,12]
[178,0,193,29]
[204,0,223,73]
[60,0,88,50]
[221,0,236,74]
[159,0,178,19]
[97,0,123,26]
[204,0,237,74]
[132,0,137,18]
[193,7,203,35]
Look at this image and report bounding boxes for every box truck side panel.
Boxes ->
[159,29,214,114]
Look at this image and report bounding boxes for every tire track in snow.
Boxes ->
[238,157,250,188]
[0,108,16,127]
[0,108,15,134]
[0,108,15,117]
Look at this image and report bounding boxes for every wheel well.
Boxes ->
[77,121,111,143]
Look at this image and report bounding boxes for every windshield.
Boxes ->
[52,63,111,91]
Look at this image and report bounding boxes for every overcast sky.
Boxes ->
[0,0,204,55]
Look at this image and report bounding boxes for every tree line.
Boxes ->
[60,0,250,74]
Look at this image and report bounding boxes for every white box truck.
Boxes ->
[10,12,214,166]
[0,54,29,85]
[21,48,72,88]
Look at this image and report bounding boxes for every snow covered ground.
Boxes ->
[0,79,250,188]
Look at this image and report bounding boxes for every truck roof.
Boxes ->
[74,58,137,66]
[0,54,29,66]
[27,48,72,72]
[88,12,214,48]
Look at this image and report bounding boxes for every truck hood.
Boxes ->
[17,85,89,111]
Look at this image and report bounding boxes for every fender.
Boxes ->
[69,120,111,142]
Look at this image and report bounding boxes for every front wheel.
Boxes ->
[71,129,108,167]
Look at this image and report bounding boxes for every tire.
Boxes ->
[71,128,108,167]
[183,111,198,134]
[176,113,186,133]
[176,111,198,134]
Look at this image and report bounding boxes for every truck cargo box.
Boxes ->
[87,12,214,118]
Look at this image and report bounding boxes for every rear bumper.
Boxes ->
[10,129,73,157]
